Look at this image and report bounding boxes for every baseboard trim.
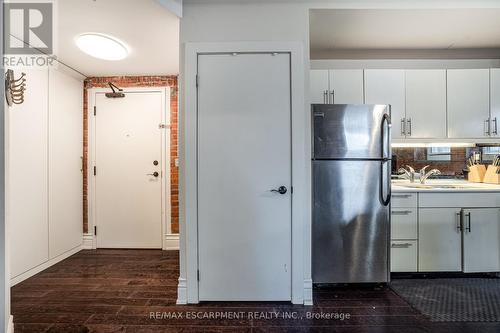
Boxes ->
[7,315,13,333]
[10,245,82,286]
[164,233,180,250]
[82,233,95,249]
[303,278,313,305]
[176,277,187,304]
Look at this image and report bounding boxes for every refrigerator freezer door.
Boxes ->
[312,160,390,283]
[313,104,390,159]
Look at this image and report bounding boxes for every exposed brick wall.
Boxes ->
[393,147,467,176]
[83,76,179,234]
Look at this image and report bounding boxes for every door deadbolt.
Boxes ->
[153,160,159,166]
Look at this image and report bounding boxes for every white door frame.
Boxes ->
[87,87,171,250]
[178,42,311,305]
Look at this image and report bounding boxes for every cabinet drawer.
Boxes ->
[391,193,417,208]
[391,209,417,239]
[419,193,500,208]
[391,240,417,272]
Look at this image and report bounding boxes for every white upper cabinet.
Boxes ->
[364,70,406,139]
[329,70,364,104]
[447,69,490,138]
[310,69,364,105]
[491,68,500,137]
[405,70,447,139]
[310,70,329,104]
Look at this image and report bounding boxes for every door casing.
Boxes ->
[87,87,171,250]
[179,42,310,305]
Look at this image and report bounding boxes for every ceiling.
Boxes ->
[310,9,500,59]
[57,0,179,77]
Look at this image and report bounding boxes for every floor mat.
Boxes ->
[391,278,500,322]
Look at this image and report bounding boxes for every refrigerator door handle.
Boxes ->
[381,112,392,160]
[380,160,391,206]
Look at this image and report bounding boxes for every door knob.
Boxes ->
[270,186,287,195]
[147,172,159,178]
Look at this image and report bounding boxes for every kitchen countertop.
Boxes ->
[392,179,500,193]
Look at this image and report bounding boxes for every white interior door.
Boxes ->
[198,53,292,301]
[94,91,165,248]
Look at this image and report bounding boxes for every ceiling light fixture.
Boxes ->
[76,33,129,61]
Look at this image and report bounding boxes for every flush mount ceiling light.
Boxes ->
[76,33,129,61]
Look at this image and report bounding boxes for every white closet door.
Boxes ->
[48,69,83,258]
[198,53,292,301]
[8,68,49,278]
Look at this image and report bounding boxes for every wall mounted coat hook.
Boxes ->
[5,69,26,106]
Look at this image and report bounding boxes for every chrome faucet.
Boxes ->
[420,168,441,184]
[398,165,441,184]
[398,165,416,183]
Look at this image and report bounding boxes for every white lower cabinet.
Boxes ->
[419,208,462,272]
[462,208,500,273]
[391,241,417,272]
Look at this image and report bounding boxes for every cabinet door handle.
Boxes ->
[465,212,471,233]
[391,243,412,248]
[494,117,498,136]
[456,212,462,232]
[392,210,412,215]
[485,118,491,136]
[323,90,328,104]
[392,194,412,199]
[407,118,412,136]
[330,90,335,104]
[401,118,406,136]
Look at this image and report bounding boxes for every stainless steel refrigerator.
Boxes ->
[312,104,391,284]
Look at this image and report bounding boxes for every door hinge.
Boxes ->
[159,124,170,129]
[93,166,97,176]
[197,270,200,281]
[196,74,199,88]
[94,106,96,116]
[94,226,97,236]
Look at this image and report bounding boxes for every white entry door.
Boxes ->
[197,53,292,301]
[94,91,166,248]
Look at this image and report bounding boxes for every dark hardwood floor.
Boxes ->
[11,250,500,332]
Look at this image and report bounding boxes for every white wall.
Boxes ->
[0,1,9,330]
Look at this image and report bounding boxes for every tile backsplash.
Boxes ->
[392,147,467,177]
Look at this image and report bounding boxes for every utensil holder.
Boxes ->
[483,165,500,184]
[468,164,486,183]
